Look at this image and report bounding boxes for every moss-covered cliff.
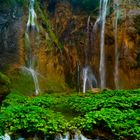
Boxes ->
[1,0,140,91]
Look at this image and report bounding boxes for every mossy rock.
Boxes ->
[0,72,11,102]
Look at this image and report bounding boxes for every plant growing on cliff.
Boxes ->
[35,1,63,50]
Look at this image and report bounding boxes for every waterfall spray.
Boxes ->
[82,67,97,93]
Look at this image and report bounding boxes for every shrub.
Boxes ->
[0,105,67,136]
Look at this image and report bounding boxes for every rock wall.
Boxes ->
[1,0,140,91]
[0,4,22,70]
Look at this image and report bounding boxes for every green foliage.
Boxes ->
[0,90,139,139]
[0,72,11,96]
[0,92,67,136]
[1,91,58,109]
[84,108,140,139]
[64,90,140,115]
[62,90,140,139]
[1,92,27,108]
[0,72,11,86]
[0,105,66,135]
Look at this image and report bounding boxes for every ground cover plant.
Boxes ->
[0,90,139,139]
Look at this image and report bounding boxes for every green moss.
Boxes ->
[36,1,63,50]
[0,72,11,86]
[45,78,69,93]
[10,71,37,96]
[0,72,11,97]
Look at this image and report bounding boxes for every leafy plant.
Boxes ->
[0,104,67,136]
[0,90,140,139]
[84,108,140,139]
[61,90,140,139]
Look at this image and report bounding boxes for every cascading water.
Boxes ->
[22,66,40,95]
[83,67,97,93]
[73,132,91,140]
[85,16,91,65]
[114,0,120,89]
[24,0,40,95]
[93,0,103,32]
[55,131,90,140]
[82,16,97,93]
[83,67,88,93]
[0,133,11,140]
[82,17,90,94]
[99,0,108,89]
[27,0,39,31]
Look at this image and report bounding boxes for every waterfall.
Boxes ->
[55,132,69,140]
[24,0,40,95]
[27,0,39,31]
[63,132,69,140]
[82,66,97,93]
[83,67,88,93]
[99,0,108,89]
[79,134,91,140]
[114,0,120,89]
[55,131,91,140]
[85,16,91,65]
[92,0,103,33]
[73,132,91,140]
[0,133,11,140]
[82,16,97,93]
[22,66,40,95]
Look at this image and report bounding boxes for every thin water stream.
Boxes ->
[24,0,40,95]
[99,0,108,89]
[114,0,120,89]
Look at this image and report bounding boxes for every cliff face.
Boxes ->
[105,1,140,89]
[0,3,22,70]
[47,0,140,89]
[1,0,140,91]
